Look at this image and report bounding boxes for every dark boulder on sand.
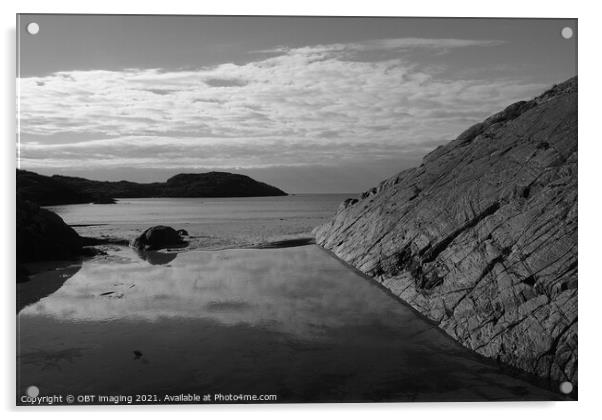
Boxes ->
[130,226,187,251]
[17,197,83,264]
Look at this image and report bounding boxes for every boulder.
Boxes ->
[16,196,83,264]
[315,77,578,385]
[130,226,187,251]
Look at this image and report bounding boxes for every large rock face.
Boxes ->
[16,197,83,264]
[315,78,577,385]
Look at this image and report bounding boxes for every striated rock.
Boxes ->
[315,77,577,385]
[16,197,84,264]
[130,226,187,251]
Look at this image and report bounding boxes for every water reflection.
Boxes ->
[17,245,559,402]
[19,246,408,339]
[135,249,178,265]
[17,261,81,313]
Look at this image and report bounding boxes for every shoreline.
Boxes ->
[314,244,575,401]
[17,260,83,313]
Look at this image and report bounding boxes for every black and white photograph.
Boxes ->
[15,14,577,405]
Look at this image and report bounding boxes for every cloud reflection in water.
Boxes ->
[20,246,407,340]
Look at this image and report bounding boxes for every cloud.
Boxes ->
[204,78,249,87]
[18,37,545,173]
[253,37,504,54]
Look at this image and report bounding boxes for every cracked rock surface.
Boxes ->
[315,77,577,385]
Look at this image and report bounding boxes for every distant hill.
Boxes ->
[17,170,287,205]
[17,170,99,205]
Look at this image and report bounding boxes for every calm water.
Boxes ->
[17,246,557,403]
[47,195,352,249]
[18,196,560,403]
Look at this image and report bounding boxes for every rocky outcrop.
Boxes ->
[16,197,84,264]
[315,77,577,385]
[17,170,98,205]
[130,226,187,251]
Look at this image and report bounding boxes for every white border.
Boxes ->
[2,1,599,419]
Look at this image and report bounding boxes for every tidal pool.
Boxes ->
[17,245,559,403]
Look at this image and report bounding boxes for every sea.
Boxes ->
[16,195,560,403]
[45,194,352,250]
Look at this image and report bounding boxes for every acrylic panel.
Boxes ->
[16,14,577,405]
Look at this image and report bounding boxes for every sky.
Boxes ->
[17,15,577,193]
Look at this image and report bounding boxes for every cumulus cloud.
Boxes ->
[17,37,546,173]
